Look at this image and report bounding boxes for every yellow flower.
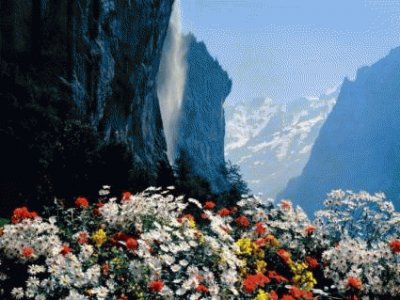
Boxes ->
[235,238,253,255]
[92,228,107,247]
[254,289,270,300]
[188,219,196,228]
[290,262,317,290]
[254,246,265,259]
[256,260,267,273]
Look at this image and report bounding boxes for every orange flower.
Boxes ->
[148,280,164,293]
[203,201,216,210]
[22,246,34,258]
[195,284,209,293]
[389,239,400,254]
[305,225,316,235]
[218,208,230,217]
[75,197,89,208]
[126,238,138,251]
[305,256,319,269]
[347,276,362,290]
[122,191,132,202]
[265,234,279,247]
[235,215,250,227]
[277,249,291,264]
[255,222,266,235]
[60,244,72,256]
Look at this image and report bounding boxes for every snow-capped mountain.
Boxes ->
[225,89,338,199]
[279,47,400,214]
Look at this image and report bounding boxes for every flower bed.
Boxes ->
[0,187,399,299]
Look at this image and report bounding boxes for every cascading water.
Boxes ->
[157,0,187,164]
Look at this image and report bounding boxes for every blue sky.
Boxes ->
[181,0,400,103]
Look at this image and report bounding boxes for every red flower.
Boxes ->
[195,284,209,293]
[93,202,104,216]
[242,273,270,293]
[281,295,295,300]
[347,276,362,290]
[102,263,110,276]
[178,214,195,223]
[255,222,266,235]
[203,201,216,210]
[96,202,105,208]
[60,244,72,256]
[75,197,89,208]
[280,200,292,210]
[235,215,250,227]
[242,276,257,293]
[270,290,278,300]
[22,246,34,258]
[230,206,238,213]
[148,280,164,293]
[305,225,316,235]
[200,213,209,220]
[218,208,230,217]
[77,232,88,244]
[305,256,319,269]
[277,249,291,264]
[126,238,138,251]
[268,271,289,283]
[255,238,266,248]
[122,191,132,202]
[11,207,39,224]
[289,287,313,300]
[195,274,203,281]
[389,239,400,254]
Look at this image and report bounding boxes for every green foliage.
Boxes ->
[173,153,250,208]
[220,160,250,203]
[173,151,212,201]
[0,218,9,227]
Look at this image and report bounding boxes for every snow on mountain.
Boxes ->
[225,89,338,199]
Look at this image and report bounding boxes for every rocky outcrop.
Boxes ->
[176,34,232,192]
[0,1,174,212]
[278,47,400,214]
[0,0,173,176]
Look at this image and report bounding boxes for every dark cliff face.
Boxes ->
[176,34,232,193]
[0,1,173,212]
[2,0,172,170]
[278,47,400,215]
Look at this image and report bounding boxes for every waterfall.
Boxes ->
[157,0,187,164]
